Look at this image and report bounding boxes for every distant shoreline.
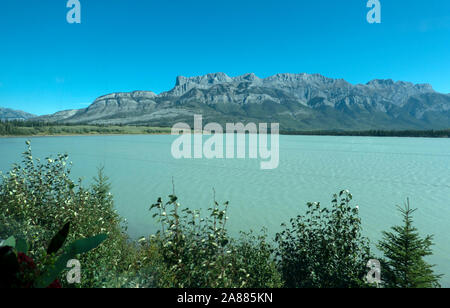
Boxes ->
[280,130,450,138]
[0,132,173,138]
[1,121,449,138]
[0,130,450,139]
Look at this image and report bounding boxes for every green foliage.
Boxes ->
[4,236,16,248]
[146,194,282,288]
[275,190,371,288]
[47,222,70,255]
[1,235,28,253]
[0,121,171,136]
[16,237,29,254]
[231,230,283,288]
[0,223,107,288]
[0,120,448,138]
[0,141,134,287]
[377,200,442,288]
[35,230,107,288]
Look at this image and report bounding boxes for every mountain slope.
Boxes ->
[0,107,36,121]
[36,73,450,130]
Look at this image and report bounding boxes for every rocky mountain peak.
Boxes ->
[367,79,395,87]
[94,91,157,102]
[234,73,260,82]
[175,73,233,87]
[414,83,434,92]
[366,79,434,93]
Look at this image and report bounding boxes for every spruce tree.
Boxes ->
[378,199,441,288]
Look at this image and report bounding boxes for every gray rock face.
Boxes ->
[36,73,450,130]
[0,108,36,121]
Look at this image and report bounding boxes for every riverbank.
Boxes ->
[281,129,450,138]
[0,123,172,137]
[0,122,449,138]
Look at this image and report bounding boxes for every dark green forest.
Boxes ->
[0,121,171,136]
[0,120,449,138]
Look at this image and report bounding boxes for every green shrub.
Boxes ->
[275,190,372,288]
[0,141,135,287]
[230,231,283,288]
[145,194,282,288]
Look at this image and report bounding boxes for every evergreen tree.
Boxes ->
[378,199,442,288]
[92,167,112,206]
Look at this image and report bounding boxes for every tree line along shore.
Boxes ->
[0,120,449,138]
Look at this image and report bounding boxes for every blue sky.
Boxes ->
[0,0,449,115]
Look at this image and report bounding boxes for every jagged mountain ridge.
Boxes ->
[36,73,450,130]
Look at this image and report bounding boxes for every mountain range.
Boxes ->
[8,73,450,130]
[0,107,36,121]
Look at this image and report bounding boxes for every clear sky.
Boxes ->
[0,0,449,115]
